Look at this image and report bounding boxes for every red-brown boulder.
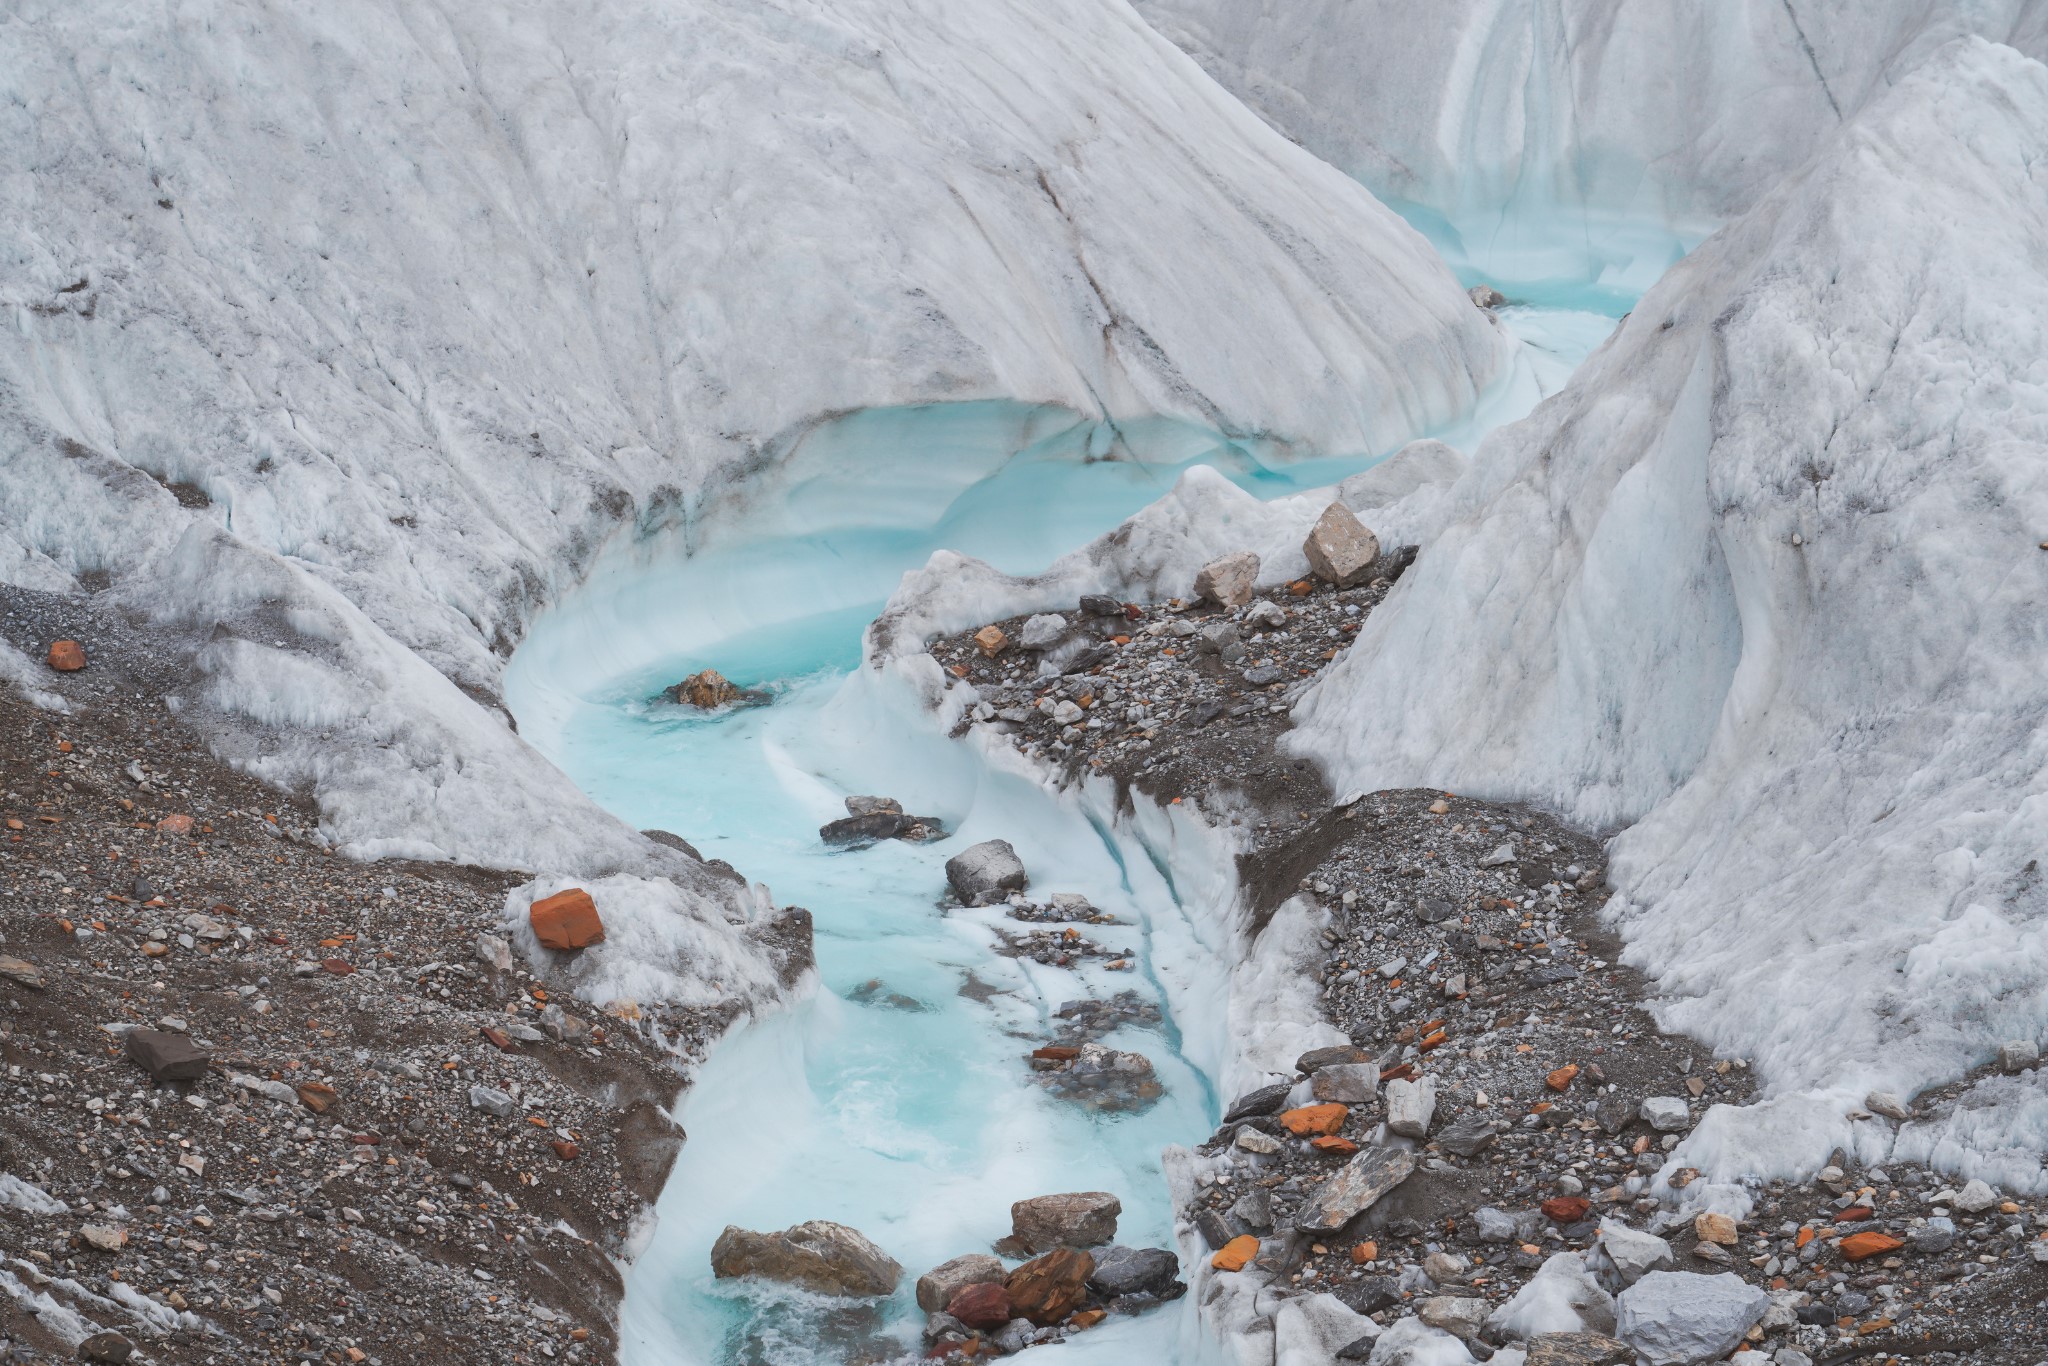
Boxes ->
[531,888,605,951]
[946,1280,1011,1330]
[47,640,85,672]
[1005,1248,1093,1325]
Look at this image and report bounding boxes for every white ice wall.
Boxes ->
[0,0,1502,871]
[1290,38,2048,1182]
[1131,0,2048,224]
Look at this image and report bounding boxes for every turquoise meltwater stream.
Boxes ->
[503,224,1677,1365]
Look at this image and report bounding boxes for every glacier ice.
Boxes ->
[0,0,1501,876]
[1132,0,2048,224]
[1287,37,2048,1185]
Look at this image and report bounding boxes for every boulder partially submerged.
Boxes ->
[709,1219,901,1297]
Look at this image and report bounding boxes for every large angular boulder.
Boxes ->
[529,888,605,950]
[124,1028,210,1082]
[1294,1146,1416,1234]
[1613,1271,1767,1365]
[1385,1075,1437,1138]
[945,839,1028,905]
[946,1280,1012,1330]
[1011,1191,1120,1253]
[1086,1245,1180,1298]
[1588,1218,1675,1288]
[1005,1247,1093,1325]
[710,1220,901,1297]
[916,1253,1005,1313]
[1194,551,1259,608]
[1303,502,1381,587]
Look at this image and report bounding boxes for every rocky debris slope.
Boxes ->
[1284,37,2048,1184]
[0,590,810,1365]
[0,0,1503,874]
[907,541,2048,1362]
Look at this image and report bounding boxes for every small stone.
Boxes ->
[1863,1091,1912,1122]
[946,1280,1012,1330]
[1419,1293,1486,1339]
[1279,1103,1348,1137]
[1639,1097,1690,1132]
[1547,1064,1581,1092]
[1594,1219,1675,1285]
[550,1140,580,1161]
[76,1332,134,1363]
[1236,1127,1283,1155]
[1998,1039,2039,1073]
[156,813,194,835]
[973,626,1009,657]
[1223,1083,1291,1122]
[468,1085,516,1118]
[80,1223,129,1252]
[1542,1196,1592,1225]
[1227,1187,1273,1232]
[1469,284,1508,309]
[1693,1211,1738,1246]
[1194,551,1260,608]
[1474,1207,1519,1243]
[1311,1063,1379,1104]
[1295,1146,1417,1234]
[475,933,514,971]
[1385,1075,1436,1139]
[1297,1044,1372,1074]
[1438,1113,1496,1157]
[529,887,605,951]
[294,1082,338,1113]
[0,955,46,990]
[1303,502,1381,589]
[1019,614,1068,650]
[1908,1217,1955,1253]
[1009,1191,1120,1253]
[1478,843,1516,868]
[125,1028,210,1083]
[1953,1178,1998,1213]
[1838,1231,1903,1262]
[1005,1247,1092,1323]
[47,639,87,672]
[945,839,1028,906]
[917,1253,1005,1314]
[1210,1235,1260,1272]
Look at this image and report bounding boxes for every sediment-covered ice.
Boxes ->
[1288,38,2048,1185]
[1132,0,2048,225]
[0,0,1500,873]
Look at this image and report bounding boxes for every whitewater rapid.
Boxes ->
[502,222,1674,1364]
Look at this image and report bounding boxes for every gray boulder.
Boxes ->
[1194,551,1259,608]
[1303,501,1381,588]
[1010,1190,1120,1252]
[711,1220,902,1297]
[1019,614,1068,650]
[1614,1271,1767,1364]
[1589,1217,1675,1288]
[915,1252,1004,1313]
[1296,1146,1417,1234]
[1312,1063,1380,1104]
[945,839,1028,905]
[1086,1244,1180,1298]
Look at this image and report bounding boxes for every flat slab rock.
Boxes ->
[1294,1145,1417,1234]
[1526,1332,1636,1366]
[710,1220,902,1297]
[1010,1190,1120,1253]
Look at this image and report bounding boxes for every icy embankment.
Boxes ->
[0,0,1501,877]
[1287,38,2048,1189]
[1133,0,2048,228]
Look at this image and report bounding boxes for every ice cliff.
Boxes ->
[0,0,1501,872]
[1289,37,2048,1185]
[1132,0,2048,224]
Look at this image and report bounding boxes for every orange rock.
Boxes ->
[531,888,605,951]
[321,958,355,976]
[1546,1064,1580,1092]
[1840,1231,1904,1262]
[1310,1136,1359,1155]
[1288,579,1314,596]
[480,1027,515,1052]
[1795,1227,1816,1249]
[1031,1046,1080,1061]
[1695,1211,1739,1246]
[1006,1248,1093,1324]
[157,814,194,835]
[295,1083,339,1114]
[1349,1241,1378,1265]
[551,1140,581,1161]
[1833,1206,1874,1223]
[1068,1309,1106,1329]
[974,626,1009,657]
[1278,1103,1348,1137]
[47,640,85,672]
[1540,1196,1590,1224]
[1211,1235,1260,1272]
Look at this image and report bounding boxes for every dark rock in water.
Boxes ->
[1224,1082,1291,1122]
[847,979,928,1012]
[1033,1042,1162,1113]
[1333,1276,1400,1316]
[1415,896,1458,925]
[664,668,770,709]
[1087,1245,1180,1298]
[1194,1209,1236,1250]
[1297,1044,1371,1074]
[642,828,703,860]
[1437,1113,1497,1157]
[125,1028,210,1083]
[822,810,947,848]
[946,839,1028,905]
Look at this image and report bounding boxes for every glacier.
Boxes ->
[0,0,1500,875]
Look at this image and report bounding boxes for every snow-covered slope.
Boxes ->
[1131,0,2048,225]
[0,0,1502,871]
[1290,38,2048,1182]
